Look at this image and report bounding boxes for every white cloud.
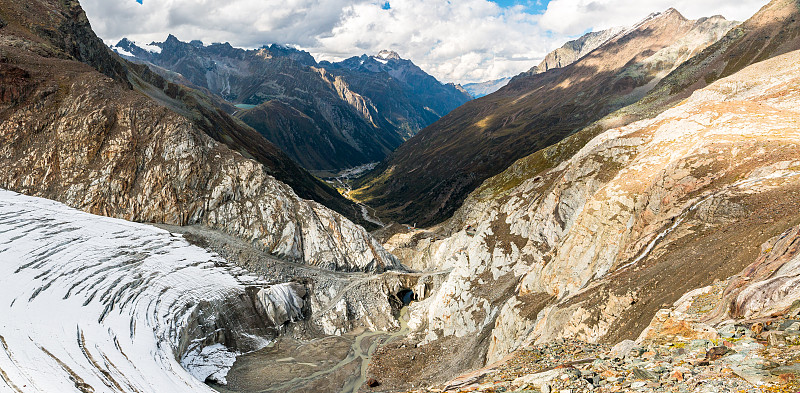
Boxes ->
[311,0,557,82]
[80,0,769,83]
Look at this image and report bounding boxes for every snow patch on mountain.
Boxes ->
[139,43,162,53]
[112,46,134,57]
[376,49,401,60]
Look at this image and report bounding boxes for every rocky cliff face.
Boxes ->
[321,50,472,139]
[353,9,738,227]
[114,39,470,171]
[525,26,625,76]
[370,41,800,390]
[0,0,398,272]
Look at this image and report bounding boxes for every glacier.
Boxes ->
[0,189,275,393]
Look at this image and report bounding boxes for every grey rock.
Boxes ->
[632,368,659,381]
[610,339,637,359]
[770,363,800,376]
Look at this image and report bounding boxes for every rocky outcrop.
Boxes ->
[696,224,800,323]
[731,228,800,320]
[354,9,737,227]
[421,315,800,392]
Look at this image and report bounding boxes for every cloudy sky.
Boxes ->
[82,0,768,83]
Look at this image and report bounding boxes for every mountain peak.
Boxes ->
[116,37,134,47]
[376,50,401,60]
[645,7,688,24]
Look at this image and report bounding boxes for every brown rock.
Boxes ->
[601,370,619,379]
[751,322,764,336]
[366,378,381,388]
[637,310,719,344]
[705,346,730,361]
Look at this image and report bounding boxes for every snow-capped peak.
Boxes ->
[112,37,162,56]
[375,49,401,61]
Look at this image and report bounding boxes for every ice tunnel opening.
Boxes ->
[397,288,416,306]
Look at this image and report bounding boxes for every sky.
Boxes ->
[81,0,769,83]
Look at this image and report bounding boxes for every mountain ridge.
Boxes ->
[462,77,512,98]
[352,9,738,227]
[113,38,472,171]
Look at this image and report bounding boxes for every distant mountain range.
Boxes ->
[112,39,472,171]
[462,77,512,98]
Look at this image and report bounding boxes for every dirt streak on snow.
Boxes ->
[0,189,255,393]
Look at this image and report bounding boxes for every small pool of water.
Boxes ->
[234,104,257,109]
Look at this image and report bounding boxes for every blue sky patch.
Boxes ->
[489,0,548,13]
[136,0,142,4]
[381,1,390,10]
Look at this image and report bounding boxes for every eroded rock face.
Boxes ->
[382,47,800,384]
[711,224,800,321]
[0,74,397,271]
